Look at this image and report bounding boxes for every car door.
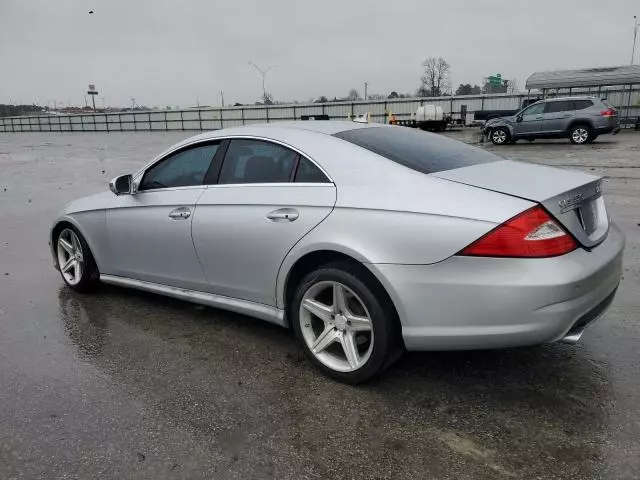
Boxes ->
[192,138,336,306]
[513,102,545,136]
[105,141,222,291]
[540,100,575,134]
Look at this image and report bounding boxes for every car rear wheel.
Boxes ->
[56,226,99,293]
[291,262,401,383]
[490,127,509,145]
[569,125,591,144]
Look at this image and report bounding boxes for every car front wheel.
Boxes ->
[490,127,510,145]
[569,125,591,144]
[291,262,401,383]
[56,226,99,292]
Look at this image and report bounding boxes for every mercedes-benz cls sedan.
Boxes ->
[50,121,624,383]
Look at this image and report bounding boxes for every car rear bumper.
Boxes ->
[368,223,625,351]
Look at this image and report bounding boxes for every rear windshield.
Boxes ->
[334,126,498,174]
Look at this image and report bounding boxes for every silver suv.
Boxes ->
[483,96,620,145]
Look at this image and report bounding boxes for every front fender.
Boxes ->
[484,120,513,136]
[50,211,107,272]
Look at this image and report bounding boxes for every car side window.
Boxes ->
[544,101,574,113]
[294,157,330,183]
[218,139,297,184]
[523,103,545,116]
[574,100,593,110]
[139,143,219,191]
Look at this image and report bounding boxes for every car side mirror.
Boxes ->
[516,115,523,122]
[109,174,134,195]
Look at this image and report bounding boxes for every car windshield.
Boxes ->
[334,126,498,174]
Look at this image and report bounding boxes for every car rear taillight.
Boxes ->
[600,108,616,117]
[459,206,577,258]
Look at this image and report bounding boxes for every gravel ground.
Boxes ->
[0,129,639,480]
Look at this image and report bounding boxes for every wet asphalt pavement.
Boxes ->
[0,130,639,479]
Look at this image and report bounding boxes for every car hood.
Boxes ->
[487,115,517,125]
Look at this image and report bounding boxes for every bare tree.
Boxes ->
[262,92,274,105]
[347,89,361,101]
[419,57,451,97]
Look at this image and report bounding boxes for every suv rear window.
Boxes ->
[333,126,498,174]
[574,99,593,110]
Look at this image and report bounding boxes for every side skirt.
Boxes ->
[100,274,287,327]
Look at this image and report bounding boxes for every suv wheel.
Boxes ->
[569,125,591,144]
[490,127,509,145]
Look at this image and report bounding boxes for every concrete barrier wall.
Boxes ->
[1,90,639,133]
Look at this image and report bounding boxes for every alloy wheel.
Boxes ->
[299,281,374,372]
[57,228,84,286]
[572,127,589,144]
[492,129,507,144]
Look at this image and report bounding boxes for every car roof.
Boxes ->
[539,96,597,102]
[186,120,376,144]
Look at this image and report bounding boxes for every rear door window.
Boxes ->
[217,139,297,184]
[543,101,574,113]
[334,126,498,175]
[294,158,330,183]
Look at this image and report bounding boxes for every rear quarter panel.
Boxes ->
[276,172,534,308]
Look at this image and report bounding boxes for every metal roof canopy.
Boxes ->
[526,65,640,90]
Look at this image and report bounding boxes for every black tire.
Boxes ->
[525,137,535,142]
[586,133,598,144]
[55,225,100,293]
[569,124,592,144]
[290,262,402,384]
[490,127,510,145]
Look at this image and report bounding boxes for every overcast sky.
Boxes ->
[1,0,638,107]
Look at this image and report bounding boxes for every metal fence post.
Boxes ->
[266,106,270,123]
[180,110,184,130]
[80,115,84,132]
[164,111,168,131]
[219,109,224,129]
[37,115,42,132]
[241,108,245,125]
[198,109,202,131]
[293,105,297,121]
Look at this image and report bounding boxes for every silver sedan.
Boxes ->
[50,121,625,383]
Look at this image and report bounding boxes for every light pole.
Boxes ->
[364,82,368,101]
[249,61,275,101]
[632,15,639,65]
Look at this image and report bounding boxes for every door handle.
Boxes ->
[168,207,191,220]
[535,115,544,119]
[266,208,299,222]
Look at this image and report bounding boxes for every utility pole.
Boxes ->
[632,15,639,65]
[249,61,275,101]
[220,91,224,107]
[364,82,368,101]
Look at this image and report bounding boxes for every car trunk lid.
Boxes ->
[432,160,608,248]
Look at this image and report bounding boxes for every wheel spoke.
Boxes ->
[59,238,73,254]
[302,298,334,324]
[71,234,81,253]
[347,313,372,332]
[341,332,360,370]
[311,326,340,354]
[333,283,347,314]
[61,257,74,273]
